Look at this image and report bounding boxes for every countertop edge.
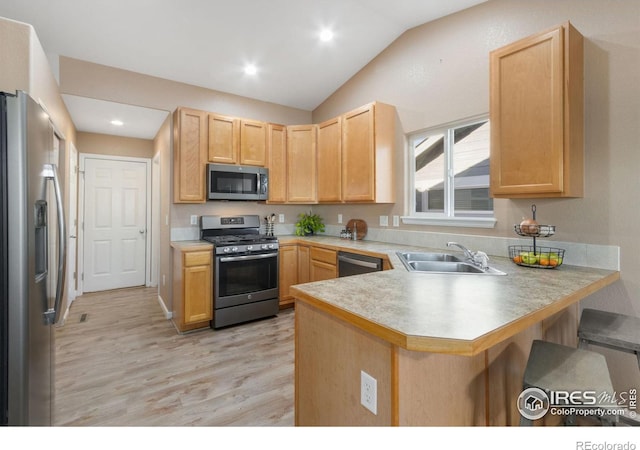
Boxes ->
[170,241,213,251]
[291,268,621,356]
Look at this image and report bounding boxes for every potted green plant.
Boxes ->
[295,212,325,236]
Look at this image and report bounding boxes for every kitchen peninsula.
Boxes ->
[289,238,619,426]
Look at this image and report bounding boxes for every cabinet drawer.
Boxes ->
[310,247,336,265]
[184,250,211,267]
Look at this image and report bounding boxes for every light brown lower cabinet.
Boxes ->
[279,243,339,305]
[310,247,337,281]
[172,246,213,332]
[278,244,298,308]
[297,245,310,284]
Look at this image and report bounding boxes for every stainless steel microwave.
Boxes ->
[207,163,268,201]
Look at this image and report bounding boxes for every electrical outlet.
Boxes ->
[190,215,198,226]
[393,215,400,227]
[361,370,377,415]
[162,274,165,286]
[379,215,389,227]
[279,214,285,223]
[338,214,343,224]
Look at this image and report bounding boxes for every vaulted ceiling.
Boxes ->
[1,0,487,137]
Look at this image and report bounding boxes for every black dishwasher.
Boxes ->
[337,251,383,277]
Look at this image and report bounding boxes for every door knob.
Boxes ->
[139,229,145,234]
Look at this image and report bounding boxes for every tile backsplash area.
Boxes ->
[172,223,619,272]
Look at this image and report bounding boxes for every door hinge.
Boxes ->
[81,273,84,281]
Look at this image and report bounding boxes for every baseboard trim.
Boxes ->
[157,294,172,319]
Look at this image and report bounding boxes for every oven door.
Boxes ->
[215,252,279,309]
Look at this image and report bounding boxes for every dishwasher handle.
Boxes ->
[338,254,381,270]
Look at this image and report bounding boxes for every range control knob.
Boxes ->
[223,247,231,253]
[231,247,239,253]
[247,245,254,251]
[261,244,269,250]
[268,244,275,249]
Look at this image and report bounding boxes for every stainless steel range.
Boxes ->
[200,215,279,329]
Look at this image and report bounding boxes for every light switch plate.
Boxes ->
[279,214,285,223]
[393,215,400,227]
[190,215,198,226]
[338,214,343,224]
[379,215,389,227]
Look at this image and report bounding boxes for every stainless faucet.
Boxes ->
[447,242,489,269]
[447,242,475,260]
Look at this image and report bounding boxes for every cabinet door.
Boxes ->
[287,125,317,203]
[317,117,342,202]
[208,113,239,164]
[240,119,267,166]
[267,124,287,203]
[174,108,207,203]
[310,260,337,282]
[490,23,583,197]
[183,251,212,324]
[184,264,212,323]
[278,244,298,307]
[342,104,375,202]
[298,245,310,284]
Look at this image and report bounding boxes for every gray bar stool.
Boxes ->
[578,308,640,368]
[520,340,618,426]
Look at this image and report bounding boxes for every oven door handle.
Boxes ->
[219,253,278,263]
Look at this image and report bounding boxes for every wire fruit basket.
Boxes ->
[510,205,565,269]
[508,245,565,268]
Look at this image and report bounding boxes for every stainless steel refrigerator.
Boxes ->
[1,90,66,426]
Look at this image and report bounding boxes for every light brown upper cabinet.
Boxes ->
[317,117,342,202]
[342,102,396,203]
[490,22,584,198]
[173,107,207,203]
[208,113,267,166]
[240,119,268,166]
[267,123,287,203]
[286,124,317,203]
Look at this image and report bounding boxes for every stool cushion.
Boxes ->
[579,308,640,352]
[524,340,615,400]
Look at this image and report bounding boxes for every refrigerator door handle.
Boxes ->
[42,163,67,325]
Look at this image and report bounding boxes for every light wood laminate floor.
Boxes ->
[54,287,294,426]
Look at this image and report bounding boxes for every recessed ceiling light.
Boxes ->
[244,64,257,75]
[110,119,124,126]
[319,29,333,42]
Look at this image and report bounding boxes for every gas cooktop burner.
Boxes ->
[200,215,278,255]
[202,234,277,245]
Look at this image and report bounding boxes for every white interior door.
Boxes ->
[66,142,78,307]
[83,158,147,292]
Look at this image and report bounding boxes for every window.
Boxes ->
[404,117,496,228]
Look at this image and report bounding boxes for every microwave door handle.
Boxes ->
[42,164,67,325]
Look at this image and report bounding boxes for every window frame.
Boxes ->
[402,114,496,229]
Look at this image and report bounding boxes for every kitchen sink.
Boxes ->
[396,252,507,275]
[396,251,465,263]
